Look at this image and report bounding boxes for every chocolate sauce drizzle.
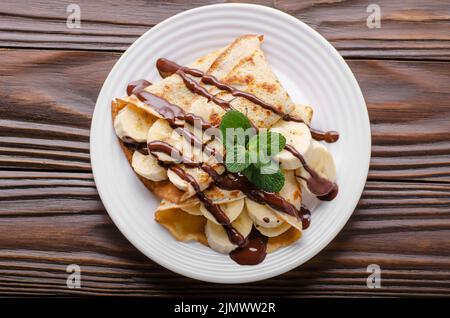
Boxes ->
[230,228,267,265]
[156,58,339,143]
[121,136,149,155]
[285,145,339,201]
[128,81,215,131]
[122,58,340,265]
[177,70,232,111]
[169,165,246,246]
[127,79,152,96]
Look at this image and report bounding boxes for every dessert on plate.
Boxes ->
[111,35,339,265]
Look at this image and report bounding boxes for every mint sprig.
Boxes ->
[225,144,251,173]
[243,164,285,193]
[219,110,286,193]
[220,110,255,149]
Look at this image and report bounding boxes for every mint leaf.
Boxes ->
[247,131,286,167]
[267,131,286,155]
[242,164,256,181]
[219,110,255,148]
[248,131,286,156]
[243,162,285,193]
[225,145,251,173]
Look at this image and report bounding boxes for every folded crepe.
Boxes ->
[112,35,309,253]
[116,34,298,203]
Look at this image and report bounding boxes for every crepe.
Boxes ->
[189,34,295,128]
[112,35,308,255]
[116,34,299,203]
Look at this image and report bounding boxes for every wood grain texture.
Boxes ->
[0,0,449,59]
[1,50,449,181]
[0,173,449,296]
[1,0,450,297]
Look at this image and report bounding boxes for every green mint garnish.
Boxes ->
[248,131,286,167]
[225,144,251,173]
[243,163,285,193]
[219,110,255,149]
[219,110,286,193]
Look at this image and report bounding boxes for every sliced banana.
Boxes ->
[205,209,253,254]
[167,166,213,201]
[114,105,155,142]
[255,222,291,237]
[270,170,303,231]
[278,170,301,209]
[147,118,177,162]
[271,121,312,170]
[296,140,336,194]
[200,198,244,225]
[245,198,283,228]
[131,151,167,181]
[232,208,253,239]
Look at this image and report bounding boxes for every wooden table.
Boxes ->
[1,0,449,297]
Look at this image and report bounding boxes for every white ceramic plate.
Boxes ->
[91,3,370,283]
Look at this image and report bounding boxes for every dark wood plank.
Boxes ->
[0,0,449,59]
[0,173,449,296]
[1,50,449,181]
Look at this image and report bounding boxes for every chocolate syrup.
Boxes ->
[285,144,338,201]
[127,80,215,131]
[156,58,339,143]
[230,229,267,265]
[127,79,152,96]
[199,166,302,221]
[177,70,232,110]
[310,129,339,143]
[121,136,149,155]
[300,206,311,230]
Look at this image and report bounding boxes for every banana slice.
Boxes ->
[232,208,253,239]
[205,209,253,254]
[271,121,312,170]
[114,105,155,142]
[200,198,244,225]
[278,170,301,209]
[270,170,303,230]
[167,166,211,196]
[296,140,336,193]
[245,198,283,228]
[131,151,167,181]
[255,222,291,237]
[147,118,177,162]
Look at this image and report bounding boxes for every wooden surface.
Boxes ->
[0,0,449,297]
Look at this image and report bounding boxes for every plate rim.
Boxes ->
[90,3,371,283]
